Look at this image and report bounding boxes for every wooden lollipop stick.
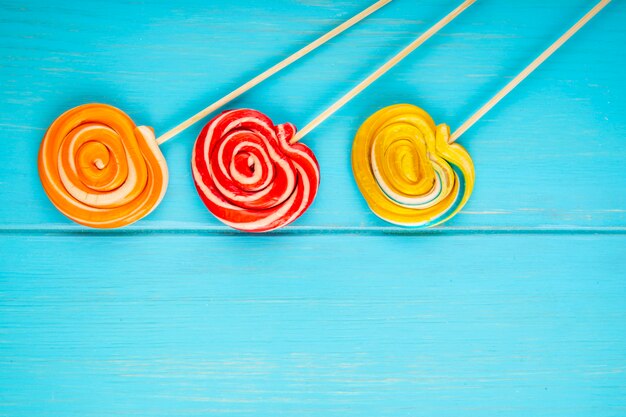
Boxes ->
[449,0,611,143]
[156,0,393,145]
[290,0,476,144]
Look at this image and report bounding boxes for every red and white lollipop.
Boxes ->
[192,109,319,232]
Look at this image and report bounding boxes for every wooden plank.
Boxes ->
[0,0,624,229]
[1,1,625,415]
[1,234,625,415]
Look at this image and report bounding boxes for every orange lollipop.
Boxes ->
[38,104,168,228]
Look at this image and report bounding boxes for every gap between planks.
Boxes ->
[0,226,625,237]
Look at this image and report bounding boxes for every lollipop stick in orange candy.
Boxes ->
[39,0,391,228]
[190,0,476,232]
[352,0,611,227]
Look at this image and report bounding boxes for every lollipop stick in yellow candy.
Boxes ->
[39,0,392,228]
[353,0,611,228]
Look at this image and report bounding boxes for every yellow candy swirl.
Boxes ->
[352,104,475,227]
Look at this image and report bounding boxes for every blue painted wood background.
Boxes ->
[1,0,625,415]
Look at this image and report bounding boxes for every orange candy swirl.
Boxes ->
[38,104,168,228]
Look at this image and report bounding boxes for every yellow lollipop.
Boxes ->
[352,104,474,227]
[351,0,609,227]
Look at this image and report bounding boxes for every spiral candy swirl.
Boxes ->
[38,104,168,228]
[192,109,320,232]
[352,104,474,227]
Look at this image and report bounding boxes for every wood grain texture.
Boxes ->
[1,234,625,416]
[0,0,625,415]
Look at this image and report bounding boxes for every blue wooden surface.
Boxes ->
[1,0,625,415]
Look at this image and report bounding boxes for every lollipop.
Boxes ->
[352,0,610,227]
[352,104,474,226]
[192,109,319,232]
[37,0,391,228]
[38,104,168,228]
[193,0,477,232]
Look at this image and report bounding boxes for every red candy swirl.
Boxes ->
[192,109,320,232]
